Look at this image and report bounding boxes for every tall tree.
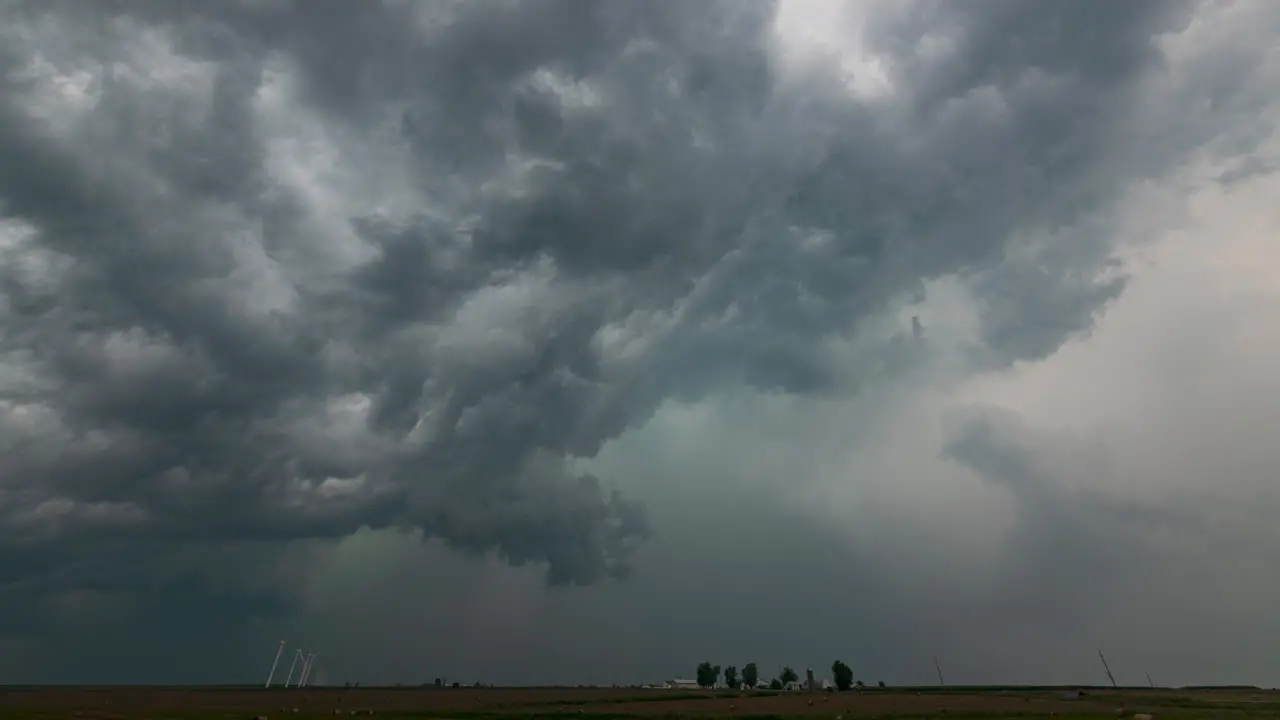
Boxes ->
[742,662,759,688]
[696,661,721,688]
[724,665,739,689]
[831,660,853,691]
[780,666,798,685]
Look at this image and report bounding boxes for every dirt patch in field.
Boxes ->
[566,690,1116,716]
[0,686,1275,719]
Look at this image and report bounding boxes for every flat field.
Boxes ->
[0,685,1276,720]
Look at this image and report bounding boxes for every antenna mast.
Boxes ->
[933,656,945,686]
[1097,649,1117,688]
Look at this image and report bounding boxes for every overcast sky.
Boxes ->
[1,0,1278,688]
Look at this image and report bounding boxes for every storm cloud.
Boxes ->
[0,0,1277,684]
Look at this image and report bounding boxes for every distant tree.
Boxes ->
[780,666,799,685]
[742,663,759,689]
[877,680,886,688]
[831,661,853,692]
[724,666,739,689]
[769,679,783,690]
[696,661,722,688]
[854,680,865,689]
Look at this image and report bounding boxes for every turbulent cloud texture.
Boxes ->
[1,0,1277,684]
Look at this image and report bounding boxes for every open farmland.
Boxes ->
[0,686,1277,720]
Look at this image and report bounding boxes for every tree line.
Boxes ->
[695,661,882,691]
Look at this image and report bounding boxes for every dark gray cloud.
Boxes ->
[288,489,925,688]
[0,0,1274,683]
[1216,154,1280,186]
[932,397,1280,687]
[941,406,1203,628]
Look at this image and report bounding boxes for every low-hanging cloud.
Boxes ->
[1,0,1277,681]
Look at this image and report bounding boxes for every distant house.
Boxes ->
[665,678,701,690]
[783,681,804,692]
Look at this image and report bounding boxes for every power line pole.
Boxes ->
[265,640,286,688]
[1097,649,1117,688]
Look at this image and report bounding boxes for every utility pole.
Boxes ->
[265,640,287,688]
[285,649,304,687]
[1097,649,1117,688]
[300,653,319,688]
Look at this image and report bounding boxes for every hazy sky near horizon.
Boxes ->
[1,0,1278,687]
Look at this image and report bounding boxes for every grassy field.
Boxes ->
[0,685,1276,720]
